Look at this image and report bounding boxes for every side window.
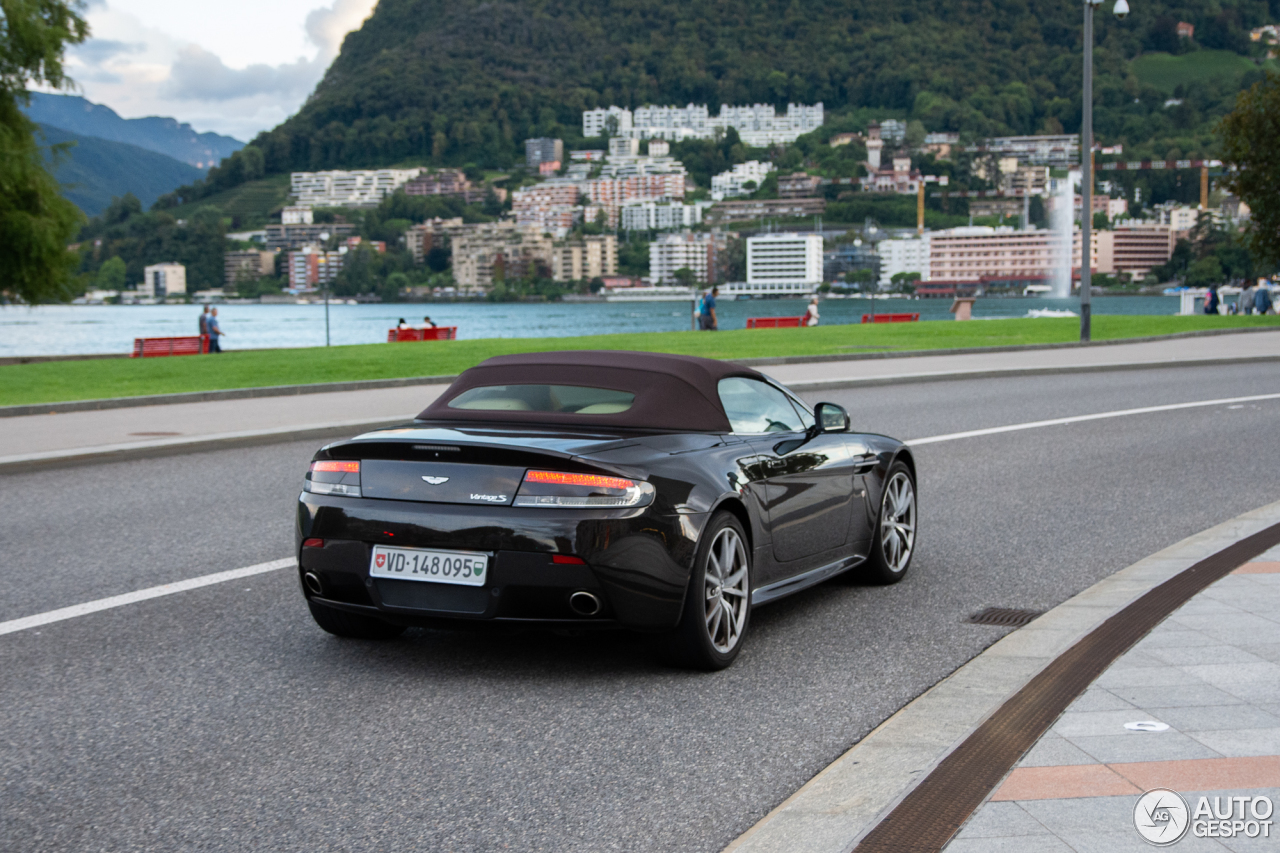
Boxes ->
[718,378,805,434]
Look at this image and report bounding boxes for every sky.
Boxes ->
[56,0,378,142]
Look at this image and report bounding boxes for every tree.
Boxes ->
[1220,72,1280,266]
[1185,256,1224,289]
[1,0,89,303]
[671,267,697,288]
[95,255,126,290]
[890,271,921,293]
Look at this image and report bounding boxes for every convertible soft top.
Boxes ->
[417,350,766,432]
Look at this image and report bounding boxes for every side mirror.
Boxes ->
[814,402,850,433]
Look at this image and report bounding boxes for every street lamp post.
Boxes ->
[1081,0,1129,343]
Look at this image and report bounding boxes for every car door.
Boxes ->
[717,377,859,584]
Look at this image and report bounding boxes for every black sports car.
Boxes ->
[297,351,916,669]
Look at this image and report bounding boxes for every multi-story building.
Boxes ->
[582,106,635,138]
[525,137,564,170]
[877,119,907,145]
[1085,222,1175,279]
[977,135,1081,167]
[138,263,186,298]
[291,169,422,208]
[650,232,721,285]
[403,169,505,205]
[224,250,276,288]
[930,227,1064,282]
[619,200,710,231]
[711,161,774,200]
[512,181,582,236]
[403,217,466,265]
[264,222,355,251]
[450,222,555,291]
[1154,204,1199,235]
[877,237,932,288]
[923,132,960,159]
[860,154,922,195]
[746,233,824,290]
[778,172,823,199]
[609,137,640,158]
[551,235,617,282]
[824,242,882,285]
[707,197,826,224]
[287,246,344,291]
[582,174,687,227]
[281,206,313,225]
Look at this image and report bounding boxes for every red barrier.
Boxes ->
[746,317,804,329]
[387,326,458,342]
[131,335,210,357]
[861,313,920,324]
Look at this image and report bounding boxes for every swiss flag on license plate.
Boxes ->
[375,553,386,568]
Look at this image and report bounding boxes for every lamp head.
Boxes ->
[1113,0,1130,18]
[1086,0,1103,7]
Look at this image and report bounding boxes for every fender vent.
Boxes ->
[967,607,1042,628]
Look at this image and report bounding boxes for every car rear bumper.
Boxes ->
[297,494,703,630]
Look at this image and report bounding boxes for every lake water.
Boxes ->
[0,296,1182,358]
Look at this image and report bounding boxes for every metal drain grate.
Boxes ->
[967,607,1042,628]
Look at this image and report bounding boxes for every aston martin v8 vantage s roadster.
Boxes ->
[297,351,916,669]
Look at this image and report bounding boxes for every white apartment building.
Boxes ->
[1155,204,1200,233]
[551,235,618,282]
[281,206,313,224]
[291,169,422,208]
[597,154,689,180]
[979,135,1081,167]
[582,106,635,138]
[139,263,187,298]
[746,233,824,290]
[620,201,710,231]
[650,232,718,285]
[711,161,775,201]
[878,236,932,288]
[582,174,687,227]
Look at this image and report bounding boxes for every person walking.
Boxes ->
[699,287,718,331]
[198,305,210,336]
[207,307,225,353]
[1203,286,1219,315]
[1255,283,1275,315]
[804,295,820,327]
[1238,281,1255,315]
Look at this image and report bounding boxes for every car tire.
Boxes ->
[661,511,752,670]
[307,600,406,640]
[859,461,917,585]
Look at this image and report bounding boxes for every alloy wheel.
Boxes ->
[879,472,916,574]
[704,527,749,653]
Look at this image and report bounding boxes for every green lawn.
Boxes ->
[1130,50,1277,94]
[5,314,1278,408]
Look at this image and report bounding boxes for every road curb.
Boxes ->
[721,497,1280,853]
[5,325,1277,418]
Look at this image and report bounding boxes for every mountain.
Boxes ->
[37,124,206,217]
[24,93,243,169]
[233,0,1276,178]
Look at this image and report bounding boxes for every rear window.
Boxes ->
[447,384,636,414]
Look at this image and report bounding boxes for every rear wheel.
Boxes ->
[860,462,917,585]
[307,600,406,640]
[662,512,752,670]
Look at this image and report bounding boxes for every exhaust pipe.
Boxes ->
[303,572,324,596]
[568,591,602,617]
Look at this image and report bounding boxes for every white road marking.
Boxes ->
[907,392,1280,446]
[0,558,295,637]
[6,391,1280,639]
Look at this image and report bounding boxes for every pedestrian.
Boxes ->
[804,296,820,327]
[1255,283,1275,316]
[208,307,224,353]
[198,305,210,337]
[1238,282,1255,315]
[397,317,410,330]
[1204,286,1219,315]
[421,316,436,328]
[699,287,718,331]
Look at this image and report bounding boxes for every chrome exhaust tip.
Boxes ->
[303,572,324,596]
[568,591,602,617]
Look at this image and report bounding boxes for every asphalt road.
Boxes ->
[3,363,1279,853]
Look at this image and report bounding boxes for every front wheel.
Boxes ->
[859,462,917,585]
[661,512,752,670]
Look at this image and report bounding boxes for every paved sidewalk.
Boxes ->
[946,544,1280,852]
[3,329,1279,463]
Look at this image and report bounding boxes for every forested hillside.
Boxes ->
[171,0,1277,204]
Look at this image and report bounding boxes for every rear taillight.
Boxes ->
[513,470,654,508]
[305,460,362,497]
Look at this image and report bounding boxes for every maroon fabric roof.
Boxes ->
[417,351,765,432]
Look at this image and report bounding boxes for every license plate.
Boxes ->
[369,545,489,586]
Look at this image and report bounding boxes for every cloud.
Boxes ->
[168,46,321,101]
[306,0,377,58]
[72,39,144,64]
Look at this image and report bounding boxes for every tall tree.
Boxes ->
[0,0,88,303]
[1220,72,1280,267]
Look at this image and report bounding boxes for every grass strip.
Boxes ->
[3,314,1278,407]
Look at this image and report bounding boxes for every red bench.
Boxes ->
[131,335,210,357]
[861,313,920,324]
[746,317,804,329]
[387,326,458,342]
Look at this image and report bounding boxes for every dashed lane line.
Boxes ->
[5,391,1279,638]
